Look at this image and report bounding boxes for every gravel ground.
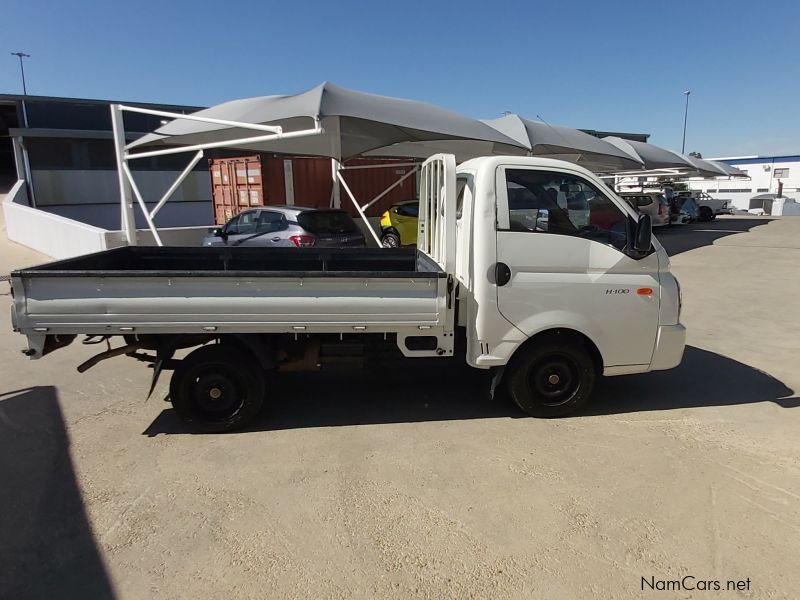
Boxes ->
[1,212,799,599]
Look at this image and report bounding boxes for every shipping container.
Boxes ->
[209,156,265,225]
[209,155,417,224]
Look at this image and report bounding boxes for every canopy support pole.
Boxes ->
[122,162,163,246]
[111,104,138,245]
[360,165,418,211]
[150,150,205,219]
[330,159,341,208]
[336,170,382,247]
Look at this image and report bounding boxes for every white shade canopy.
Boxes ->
[706,160,748,178]
[128,82,526,161]
[602,136,694,171]
[483,114,644,173]
[681,155,732,177]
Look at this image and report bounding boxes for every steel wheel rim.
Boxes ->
[527,354,580,407]
[189,366,246,421]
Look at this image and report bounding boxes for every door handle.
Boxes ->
[495,262,512,286]
[271,237,281,242]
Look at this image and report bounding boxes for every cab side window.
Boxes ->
[501,169,629,251]
[455,175,471,220]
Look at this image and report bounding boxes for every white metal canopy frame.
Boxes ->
[114,104,421,247]
[114,82,530,247]
[112,102,421,247]
[111,103,324,246]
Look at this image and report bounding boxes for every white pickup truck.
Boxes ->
[9,155,685,432]
[673,190,733,221]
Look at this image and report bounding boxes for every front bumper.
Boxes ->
[650,324,686,371]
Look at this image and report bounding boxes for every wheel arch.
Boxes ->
[218,334,275,371]
[508,327,604,376]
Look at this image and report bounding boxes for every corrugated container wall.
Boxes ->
[210,156,265,224]
[209,155,417,224]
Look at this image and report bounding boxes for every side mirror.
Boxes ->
[212,227,228,240]
[625,214,652,258]
[635,214,652,251]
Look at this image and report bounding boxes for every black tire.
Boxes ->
[699,206,713,222]
[381,232,401,248]
[506,336,596,418]
[709,213,717,221]
[169,344,265,432]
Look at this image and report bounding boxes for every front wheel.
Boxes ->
[169,344,265,432]
[506,336,596,417]
[699,206,713,222]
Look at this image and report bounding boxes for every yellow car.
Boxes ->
[379,200,419,247]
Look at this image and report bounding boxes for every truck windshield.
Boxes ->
[297,211,360,235]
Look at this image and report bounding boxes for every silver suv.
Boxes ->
[203,206,366,248]
[620,192,670,227]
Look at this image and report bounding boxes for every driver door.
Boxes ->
[495,165,660,368]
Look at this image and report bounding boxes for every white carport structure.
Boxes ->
[113,82,526,246]
[602,136,696,176]
[600,137,750,190]
[481,114,645,173]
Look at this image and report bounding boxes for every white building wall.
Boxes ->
[3,179,211,259]
[688,155,800,210]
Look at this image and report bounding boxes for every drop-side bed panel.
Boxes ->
[11,246,448,335]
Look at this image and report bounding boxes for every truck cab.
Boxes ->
[444,156,684,412]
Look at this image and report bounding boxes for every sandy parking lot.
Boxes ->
[1,212,798,599]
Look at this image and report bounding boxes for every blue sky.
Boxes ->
[2,0,799,157]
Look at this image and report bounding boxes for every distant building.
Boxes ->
[688,154,800,210]
[0,93,211,229]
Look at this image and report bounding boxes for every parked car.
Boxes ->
[380,200,419,247]
[620,192,671,227]
[203,206,365,248]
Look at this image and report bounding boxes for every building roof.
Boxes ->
[712,154,800,164]
[0,93,203,112]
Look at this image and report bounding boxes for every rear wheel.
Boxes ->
[381,231,401,248]
[699,206,713,222]
[169,344,265,432]
[506,336,596,417]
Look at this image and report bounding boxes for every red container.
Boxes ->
[209,156,265,225]
[209,155,417,224]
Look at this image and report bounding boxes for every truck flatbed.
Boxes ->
[10,246,449,342]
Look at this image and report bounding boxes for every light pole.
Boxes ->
[10,51,30,95]
[681,90,691,154]
[11,51,34,206]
